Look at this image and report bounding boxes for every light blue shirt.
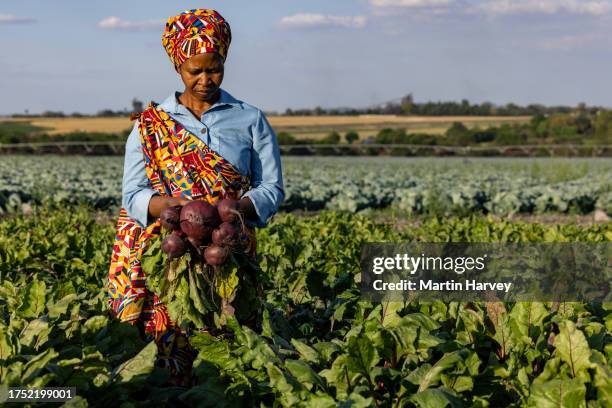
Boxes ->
[121,89,285,228]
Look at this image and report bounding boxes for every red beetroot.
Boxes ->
[212,222,240,247]
[180,201,221,240]
[217,199,241,224]
[160,205,182,231]
[204,245,229,266]
[162,234,187,258]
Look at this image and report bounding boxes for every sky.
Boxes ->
[1,0,611,114]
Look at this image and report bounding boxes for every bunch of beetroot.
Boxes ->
[160,198,245,266]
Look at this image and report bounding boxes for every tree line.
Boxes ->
[280,95,600,117]
[275,110,612,146]
[8,96,605,118]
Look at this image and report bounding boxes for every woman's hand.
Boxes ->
[148,195,191,220]
[238,196,258,223]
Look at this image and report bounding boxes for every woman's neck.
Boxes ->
[178,90,221,119]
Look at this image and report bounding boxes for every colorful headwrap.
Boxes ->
[162,9,231,69]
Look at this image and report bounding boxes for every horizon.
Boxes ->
[0,96,601,118]
[1,0,611,114]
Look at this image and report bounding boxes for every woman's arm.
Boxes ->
[122,121,160,227]
[241,109,285,227]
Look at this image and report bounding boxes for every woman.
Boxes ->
[106,9,284,387]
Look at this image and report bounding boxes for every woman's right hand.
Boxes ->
[148,195,191,219]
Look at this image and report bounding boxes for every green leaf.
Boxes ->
[235,326,280,369]
[215,264,239,301]
[291,338,322,365]
[190,332,233,370]
[590,350,612,406]
[47,294,78,319]
[18,277,46,318]
[83,315,109,335]
[340,392,375,408]
[21,347,59,384]
[19,318,50,351]
[509,302,548,343]
[528,378,586,408]
[411,387,465,408]
[167,276,190,326]
[347,337,379,380]
[396,312,441,331]
[313,342,341,365]
[320,355,358,400]
[266,363,302,405]
[380,302,404,328]
[418,350,467,392]
[554,321,592,378]
[285,359,326,390]
[111,341,157,383]
[188,267,211,317]
[485,301,514,360]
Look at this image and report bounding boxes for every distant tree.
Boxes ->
[445,122,471,145]
[345,131,359,144]
[42,111,66,118]
[493,124,526,145]
[594,111,612,141]
[97,109,119,117]
[314,106,325,115]
[375,128,407,144]
[530,113,546,127]
[401,94,414,114]
[321,131,341,144]
[276,132,296,145]
[472,127,496,143]
[405,133,437,145]
[132,98,144,113]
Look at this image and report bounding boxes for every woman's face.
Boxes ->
[178,53,225,102]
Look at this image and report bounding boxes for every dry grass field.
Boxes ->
[3,115,531,139]
[4,117,132,135]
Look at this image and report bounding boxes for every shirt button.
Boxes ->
[201,127,207,134]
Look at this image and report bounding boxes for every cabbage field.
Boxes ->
[0,156,610,407]
[0,156,610,216]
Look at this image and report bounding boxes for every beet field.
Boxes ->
[0,156,610,407]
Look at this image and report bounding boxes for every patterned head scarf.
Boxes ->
[162,9,231,69]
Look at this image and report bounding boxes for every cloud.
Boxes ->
[474,0,612,16]
[0,14,36,24]
[279,14,367,29]
[97,16,162,30]
[534,33,602,50]
[368,0,454,18]
[370,0,452,6]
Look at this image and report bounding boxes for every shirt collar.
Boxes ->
[159,88,243,115]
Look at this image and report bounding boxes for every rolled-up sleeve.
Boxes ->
[122,121,158,228]
[242,110,285,227]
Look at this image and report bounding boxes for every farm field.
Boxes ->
[1,115,531,140]
[0,156,610,406]
[0,156,610,217]
[0,206,610,406]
